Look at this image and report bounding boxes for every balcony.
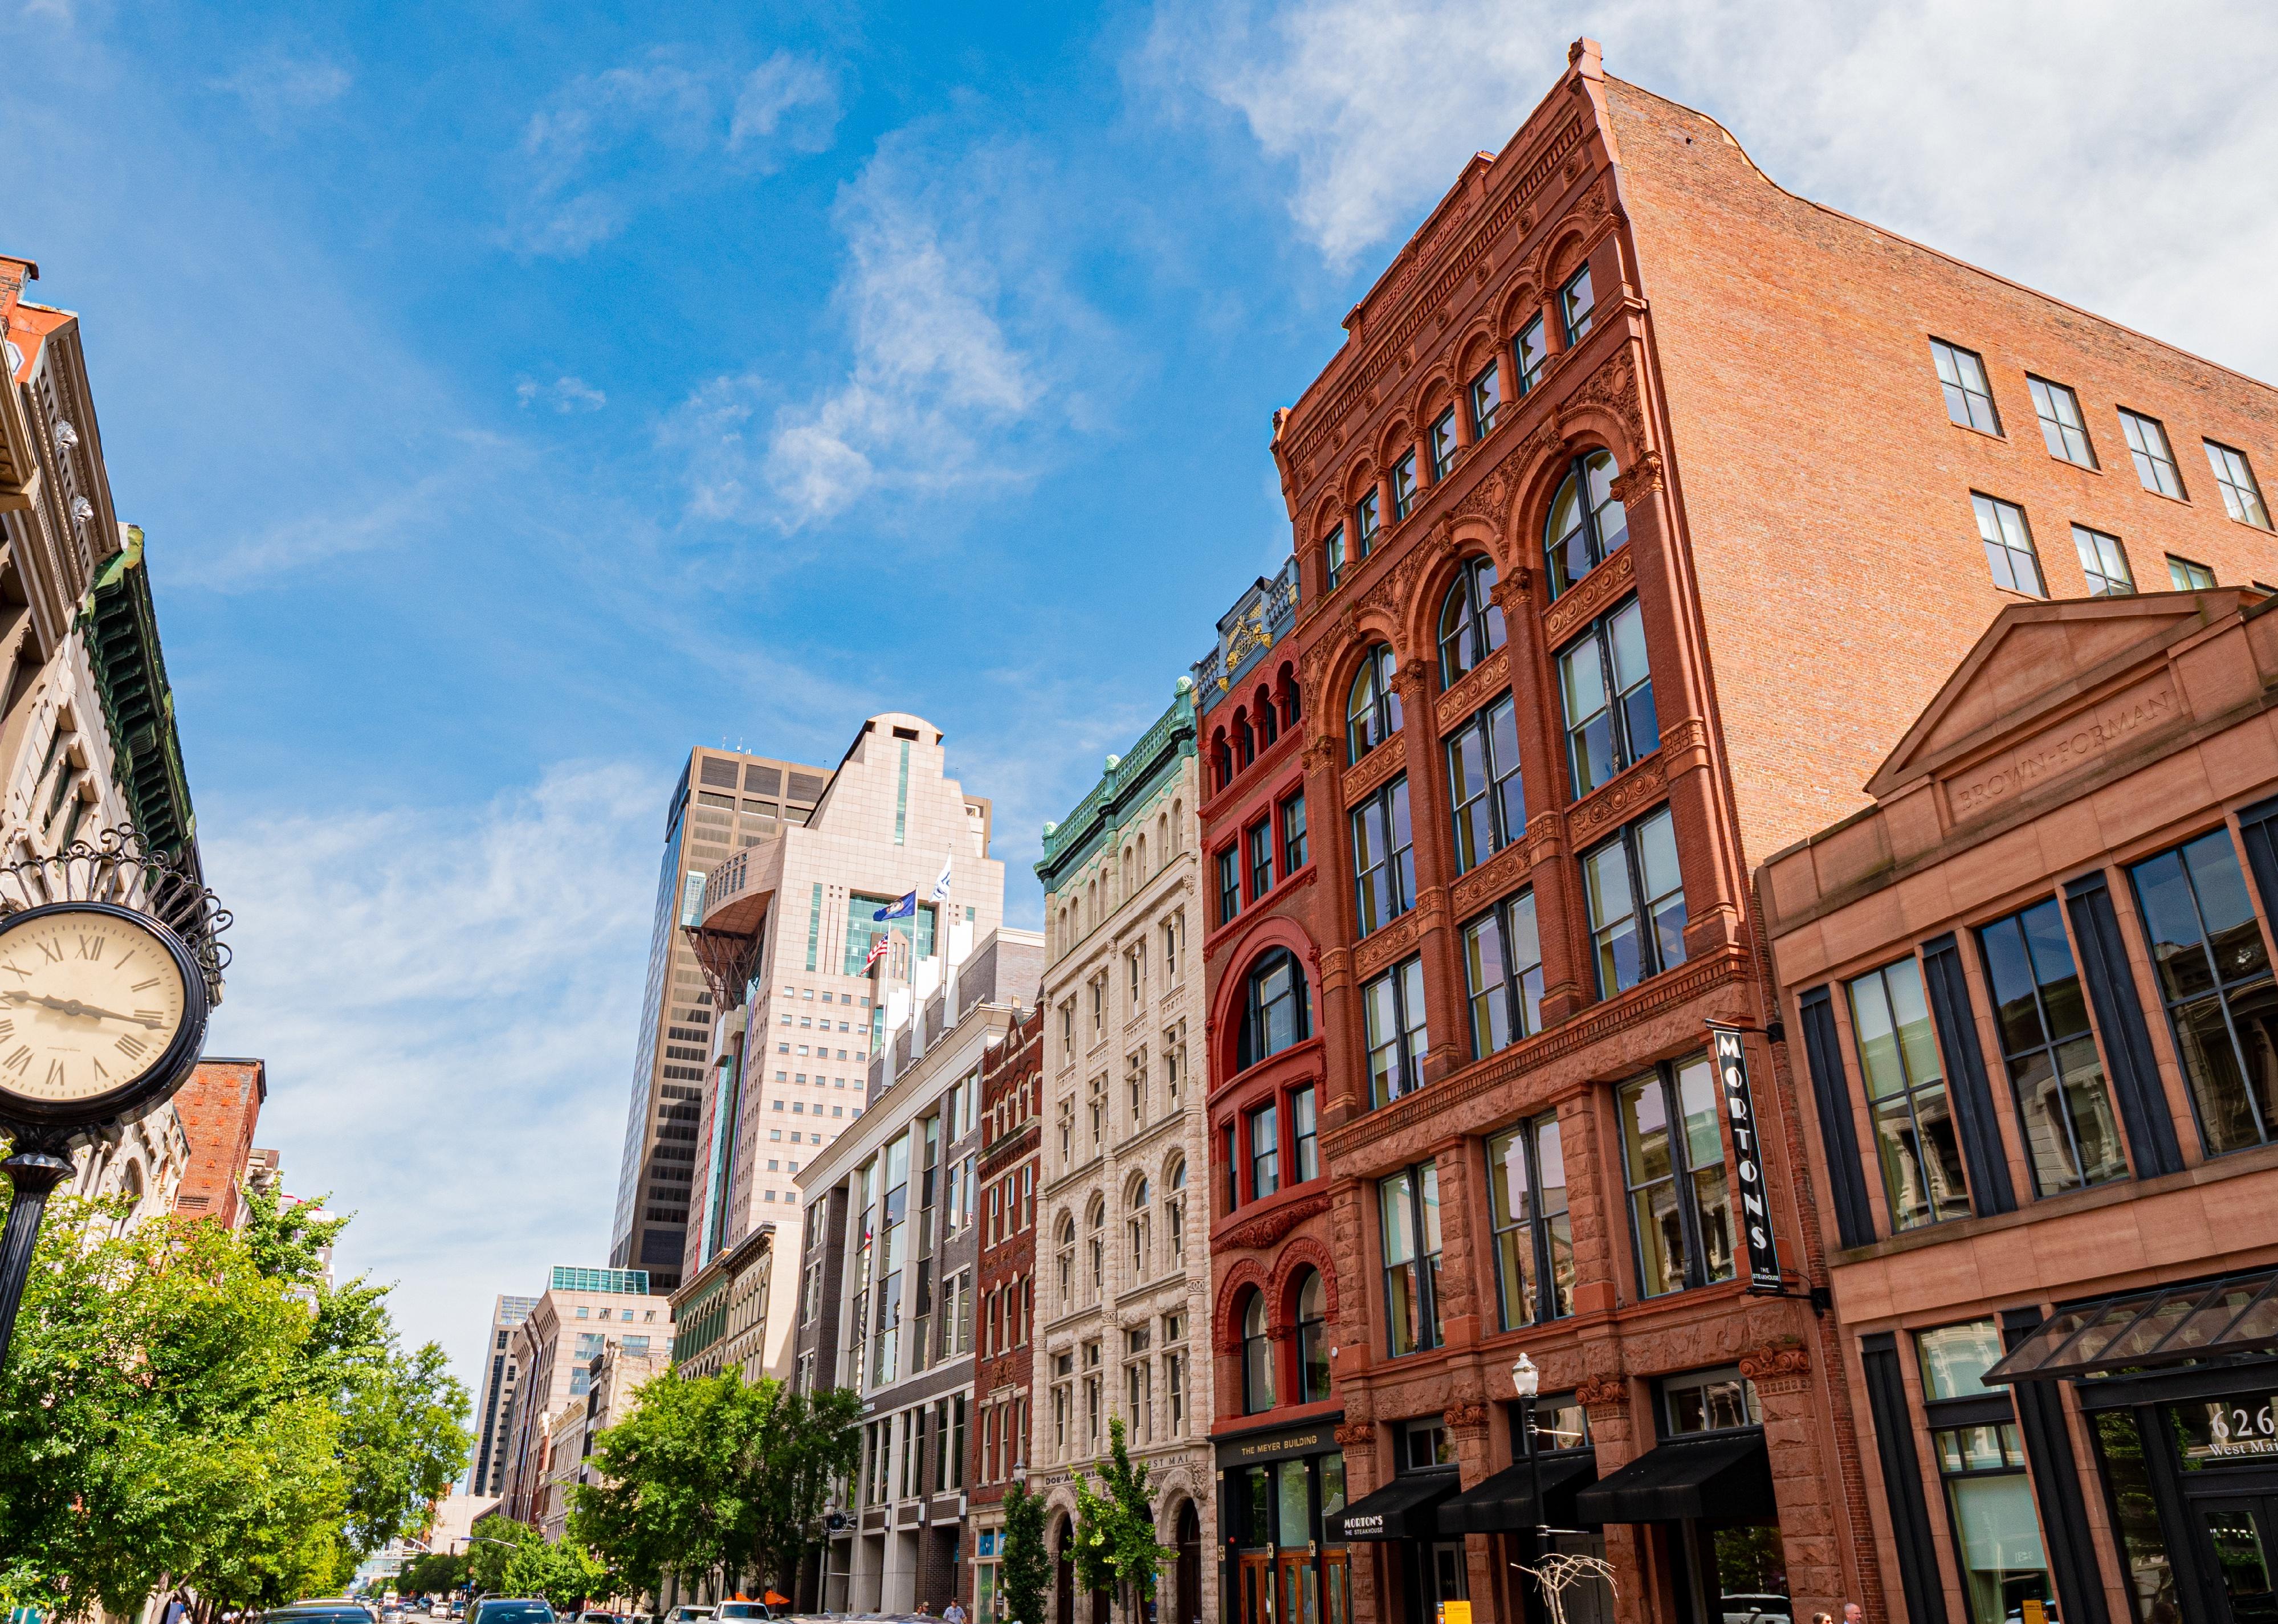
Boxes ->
[695,837,786,939]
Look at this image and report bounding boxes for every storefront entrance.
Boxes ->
[1218,1420,1346,1624]
[2192,1484,2278,1622]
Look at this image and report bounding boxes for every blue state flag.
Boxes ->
[873,891,918,923]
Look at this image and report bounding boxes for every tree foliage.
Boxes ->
[398,1551,470,1594]
[467,1520,547,1596]
[1070,1419,1176,1607]
[501,1539,610,1610]
[998,1481,1051,1624]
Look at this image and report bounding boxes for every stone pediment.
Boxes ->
[1865,590,2251,814]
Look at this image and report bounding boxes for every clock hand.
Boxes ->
[27,994,160,1026]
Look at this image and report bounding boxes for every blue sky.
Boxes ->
[6,0,2275,1416]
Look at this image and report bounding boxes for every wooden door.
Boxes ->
[1275,1555,1317,1624]
[1238,1551,1275,1624]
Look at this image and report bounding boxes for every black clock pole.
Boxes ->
[0,1140,70,1367]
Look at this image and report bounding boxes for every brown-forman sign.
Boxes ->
[1945,677,2179,822]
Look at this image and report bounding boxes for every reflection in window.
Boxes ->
[1380,1162,1443,1356]
[1560,266,1595,345]
[2073,525,2134,596]
[1446,695,1526,873]
[1295,1270,1330,1405]
[1237,949,1311,1071]
[2207,440,2273,529]
[1977,900,2129,1196]
[1488,1113,1572,1328]
[1363,957,1429,1109]
[2130,830,2278,1154]
[1514,316,1548,397]
[1932,339,2002,435]
[1242,1293,1274,1414]
[1543,450,1629,599]
[2092,1410,2180,1623]
[1351,778,1416,936]
[1662,1365,1759,1434]
[1935,1423,2054,1624]
[1462,891,1544,1057]
[1437,557,1506,687]
[1558,597,1658,797]
[1323,524,1348,593]
[1390,451,1419,521]
[1973,492,2046,597]
[2118,408,2185,499]
[1346,644,1403,762]
[1429,409,1459,482]
[2027,375,2098,468]
[1848,957,1973,1229]
[1469,362,1501,436]
[1619,1057,1734,1298]
[1583,807,1686,997]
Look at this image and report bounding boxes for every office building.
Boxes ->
[494,1267,674,1526]
[468,1292,540,1499]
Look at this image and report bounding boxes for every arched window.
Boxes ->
[1278,664,1302,729]
[1242,1292,1275,1414]
[1345,644,1403,763]
[1438,557,1506,685]
[1057,1215,1076,1310]
[1295,1270,1330,1404]
[1236,707,1256,769]
[1167,1157,1187,1264]
[1543,450,1629,599]
[1088,1201,1106,1301]
[1238,948,1313,1071]
[1254,685,1278,747]
[1128,1178,1151,1279]
[1212,732,1233,790]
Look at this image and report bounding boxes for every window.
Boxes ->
[1978,900,2129,1197]
[1935,1422,2051,1624]
[1291,1085,1318,1182]
[1379,1161,1442,1356]
[1056,1215,1075,1310]
[1446,695,1526,873]
[1663,1366,1760,1435]
[1468,362,1501,436]
[1216,848,1240,926]
[1167,1158,1187,1262]
[1279,793,1307,874]
[1363,957,1429,1108]
[2206,440,2272,528]
[1514,315,1548,397]
[1294,1270,1330,1405]
[1249,1103,1281,1199]
[1847,957,1973,1229]
[1543,449,1629,599]
[1972,492,2045,597]
[1354,489,1380,557]
[1390,451,1418,521]
[1242,1293,1274,1413]
[2167,554,2216,590]
[1345,644,1403,762]
[1429,409,1459,481]
[1127,1178,1151,1280]
[1247,821,1274,900]
[2130,830,2278,1154]
[1488,1113,1572,1328]
[2118,408,2185,499]
[1559,265,1594,345]
[1351,778,1416,936]
[1238,949,1311,1070]
[2027,376,2097,467]
[1931,339,2001,434]
[1619,1056,1735,1297]
[1322,524,1348,593]
[1437,556,1506,687]
[1463,891,1545,1056]
[1583,806,1687,997]
[1558,597,1657,797]
[2073,525,2134,596]
[1403,1420,1454,1470]
[1167,1344,1187,1435]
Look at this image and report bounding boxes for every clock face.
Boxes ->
[0,908,193,1105]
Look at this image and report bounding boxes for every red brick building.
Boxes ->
[1205,36,2278,1624]
[169,1056,266,1228]
[972,1003,1044,1623]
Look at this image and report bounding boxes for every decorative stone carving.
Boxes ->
[1444,1402,1490,1435]
[1566,753,1668,842]
[1539,541,1637,648]
[1573,1373,1627,1410]
[1448,837,1531,919]
[1340,733,1406,808]
[1738,1342,1811,1381]
[1433,653,1511,738]
[1607,448,1663,504]
[1220,1191,1331,1254]
[1333,1422,1374,1446]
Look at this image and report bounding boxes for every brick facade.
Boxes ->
[169,1056,264,1228]
[969,1003,1042,1622]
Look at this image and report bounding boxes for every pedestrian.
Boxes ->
[1844,1606,1865,1624]
[164,1594,188,1624]
[945,1601,967,1624]
[1812,1614,1833,1624]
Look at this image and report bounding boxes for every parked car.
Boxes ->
[1719,1601,1791,1624]
[716,1607,773,1623]
[264,1603,376,1624]
[662,1610,715,1624]
[576,1614,622,1624]
[467,1602,557,1624]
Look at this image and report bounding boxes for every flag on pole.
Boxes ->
[873,891,917,922]
[930,855,953,903]
[864,932,890,971]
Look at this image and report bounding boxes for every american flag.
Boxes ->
[865,931,890,971]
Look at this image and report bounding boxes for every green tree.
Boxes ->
[502,1539,609,1609]
[400,1551,470,1593]
[1070,1420,1176,1615]
[241,1181,352,1286]
[998,1480,1051,1624]
[467,1520,547,1596]
[747,1384,863,1599]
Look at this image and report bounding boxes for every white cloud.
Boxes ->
[730,51,843,164]
[209,52,352,132]
[200,763,661,1400]
[517,374,607,414]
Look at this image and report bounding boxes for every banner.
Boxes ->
[1710,1023,1784,1291]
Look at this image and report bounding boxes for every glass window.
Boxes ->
[1429,409,1459,481]
[1402,1420,1454,1471]
[1323,524,1348,593]
[2027,376,2097,467]
[1847,957,1973,1229]
[1918,1320,2006,1400]
[1248,821,1274,900]
[1237,949,1311,1071]
[1973,492,2046,597]
[1619,1056,1734,1298]
[1543,450,1629,599]
[2207,440,2273,529]
[1363,957,1429,1109]
[2129,829,2278,1153]
[1295,1270,1330,1405]
[1280,793,1308,874]
[2073,525,2134,596]
[1437,556,1506,687]
[1351,777,1416,936]
[1469,362,1501,436]
[1242,1292,1274,1414]
[2168,555,2216,590]
[1249,1103,1281,1199]
[1390,451,1419,521]
[1216,847,1240,926]
[1354,488,1380,557]
[1932,338,2002,434]
[1380,1161,1442,1356]
[1293,1084,1318,1182]
[1446,694,1526,873]
[1514,315,1548,397]
[1934,1422,2054,1624]
[1662,1365,1759,1434]
[1488,1113,1572,1328]
[2118,408,2185,499]
[1583,806,1687,997]
[1345,643,1403,762]
[2092,1411,2181,1624]
[1559,266,1594,345]
[1977,900,2129,1195]
[1558,597,1658,797]
[1462,891,1544,1057]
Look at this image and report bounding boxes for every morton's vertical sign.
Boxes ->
[1710,1023,1784,1291]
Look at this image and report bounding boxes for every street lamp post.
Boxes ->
[1511,1354,1544,1544]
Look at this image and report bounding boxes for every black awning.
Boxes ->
[1331,1471,1460,1541]
[1983,1270,2278,1384]
[1571,1432,1775,1524]
[1437,1454,1599,1535]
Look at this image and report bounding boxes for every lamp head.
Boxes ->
[1511,1352,1539,1399]
[1011,1459,1028,1488]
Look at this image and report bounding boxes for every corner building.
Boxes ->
[1215,38,2278,1624]
[969,1002,1043,1624]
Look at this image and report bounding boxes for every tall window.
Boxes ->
[1972,492,2045,597]
[1437,556,1506,686]
[1291,1084,1318,1182]
[1216,847,1240,926]
[2130,830,2278,1154]
[1921,1323,2055,1624]
[2169,555,2216,590]
[1295,1270,1330,1403]
[1390,451,1419,521]
[1559,266,1594,345]
[1238,949,1311,1070]
[1931,339,2001,434]
[2027,376,2097,467]
[1363,957,1429,1108]
[2206,440,2272,529]
[1558,597,1658,797]
[1346,643,1403,762]
[1469,362,1501,436]
[1167,1157,1186,1263]
[1447,695,1526,873]
[2118,408,2185,499]
[1056,1215,1075,1311]
[1543,449,1629,598]
[1247,821,1274,900]
[1463,891,1544,1056]
[1502,316,1547,404]
[1380,1162,1442,1356]
[1488,1113,1572,1328]
[1583,806,1687,997]
[1619,1056,1734,1297]
[2073,525,2134,596]
[1249,1102,1281,1199]
[1351,778,1416,936]
[1847,957,1972,1229]
[1323,524,1348,593]
[1429,409,1459,481]
[1242,1293,1274,1414]
[1088,1203,1105,1301]
[1354,488,1380,557]
[1279,793,1308,874]
[1978,899,2128,1196]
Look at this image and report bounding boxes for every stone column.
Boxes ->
[1741,1341,1840,1620]
[1572,1374,1650,1624]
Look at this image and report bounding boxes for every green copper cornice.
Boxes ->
[1036,683,1196,891]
